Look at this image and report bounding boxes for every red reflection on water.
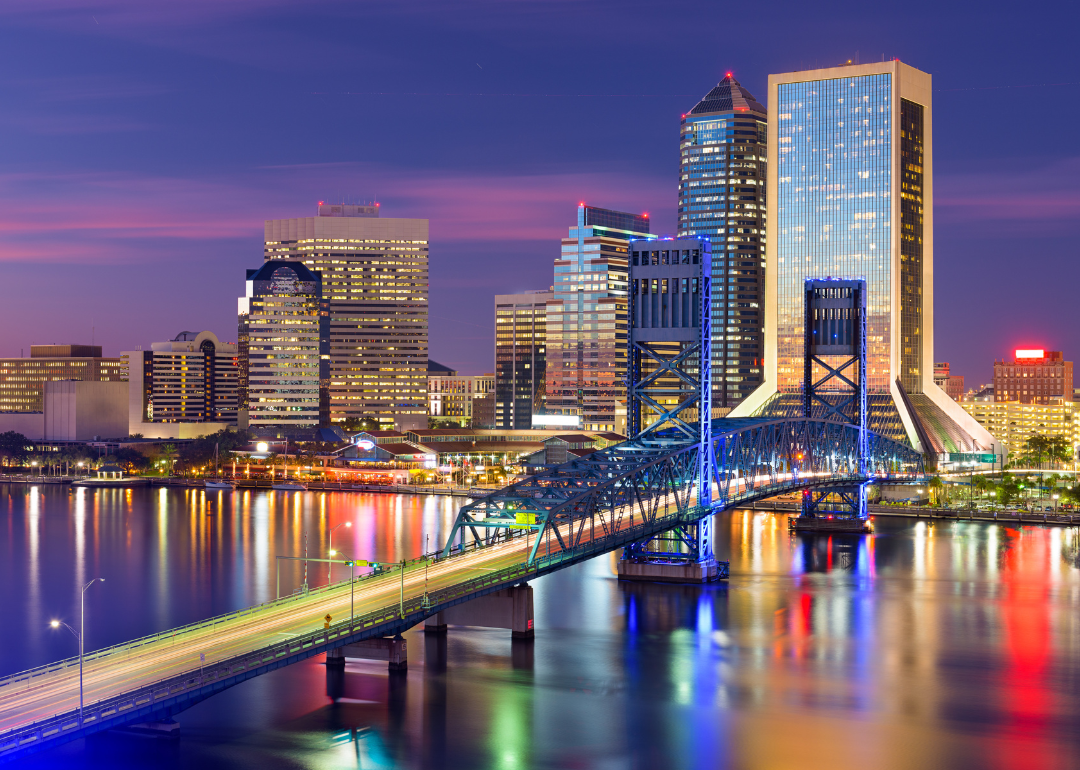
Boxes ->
[996,526,1055,770]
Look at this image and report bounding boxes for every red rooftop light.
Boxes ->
[318,201,324,205]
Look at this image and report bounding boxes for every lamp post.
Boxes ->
[328,521,352,585]
[50,577,104,725]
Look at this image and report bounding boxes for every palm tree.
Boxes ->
[928,475,946,507]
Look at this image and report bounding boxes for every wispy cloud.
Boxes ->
[0,163,671,265]
[936,158,1080,229]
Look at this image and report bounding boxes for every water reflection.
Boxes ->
[1,490,1080,769]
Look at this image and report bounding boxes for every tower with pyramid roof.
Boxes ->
[678,74,767,411]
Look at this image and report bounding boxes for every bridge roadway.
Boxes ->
[0,485,700,737]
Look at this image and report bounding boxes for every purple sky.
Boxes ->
[0,0,1077,386]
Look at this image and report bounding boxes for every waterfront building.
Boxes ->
[678,75,767,411]
[961,399,1078,462]
[428,371,495,427]
[494,289,552,429]
[0,345,124,413]
[545,205,652,433]
[264,203,428,431]
[238,261,323,430]
[933,362,964,401]
[122,331,237,422]
[732,60,1000,461]
[993,349,1072,404]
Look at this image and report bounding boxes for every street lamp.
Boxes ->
[50,577,104,724]
[328,521,352,585]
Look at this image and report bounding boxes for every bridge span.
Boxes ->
[0,416,922,762]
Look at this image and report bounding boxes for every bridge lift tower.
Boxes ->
[619,235,721,582]
[793,278,871,533]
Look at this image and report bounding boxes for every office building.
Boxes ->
[428,372,495,427]
[678,74,767,411]
[994,349,1072,404]
[0,381,128,441]
[121,331,238,439]
[545,205,652,433]
[0,345,124,413]
[933,362,964,401]
[264,203,428,431]
[732,60,999,461]
[238,261,323,430]
[961,399,1077,462]
[495,289,552,429]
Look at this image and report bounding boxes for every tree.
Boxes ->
[996,473,1020,507]
[928,476,947,507]
[160,444,178,475]
[0,432,31,466]
[344,415,380,433]
[1047,435,1073,466]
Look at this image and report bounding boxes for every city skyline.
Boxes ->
[0,2,1076,388]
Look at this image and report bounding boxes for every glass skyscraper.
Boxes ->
[732,60,999,460]
[545,205,651,433]
[678,75,767,412]
[494,289,552,429]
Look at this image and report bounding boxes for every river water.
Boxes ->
[2,484,1080,770]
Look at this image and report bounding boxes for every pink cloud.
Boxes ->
[0,164,673,265]
[936,158,1080,226]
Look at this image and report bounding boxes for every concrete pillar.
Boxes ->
[422,585,534,639]
[340,636,407,672]
[510,584,534,640]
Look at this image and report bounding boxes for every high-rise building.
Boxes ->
[678,75,767,412]
[264,203,428,431]
[732,60,999,461]
[494,289,552,429]
[238,262,323,431]
[0,345,124,413]
[545,205,652,433]
[994,349,1073,404]
[933,362,964,401]
[122,331,238,427]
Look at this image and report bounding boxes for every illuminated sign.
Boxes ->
[355,439,375,451]
[1015,349,1045,359]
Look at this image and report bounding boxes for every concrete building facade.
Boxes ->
[0,345,124,413]
[238,261,323,431]
[264,204,428,431]
[428,373,495,427]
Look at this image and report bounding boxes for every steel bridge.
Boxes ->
[0,415,921,763]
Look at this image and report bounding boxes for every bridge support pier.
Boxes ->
[423,584,534,639]
[338,635,408,671]
[792,485,872,534]
[617,519,729,583]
